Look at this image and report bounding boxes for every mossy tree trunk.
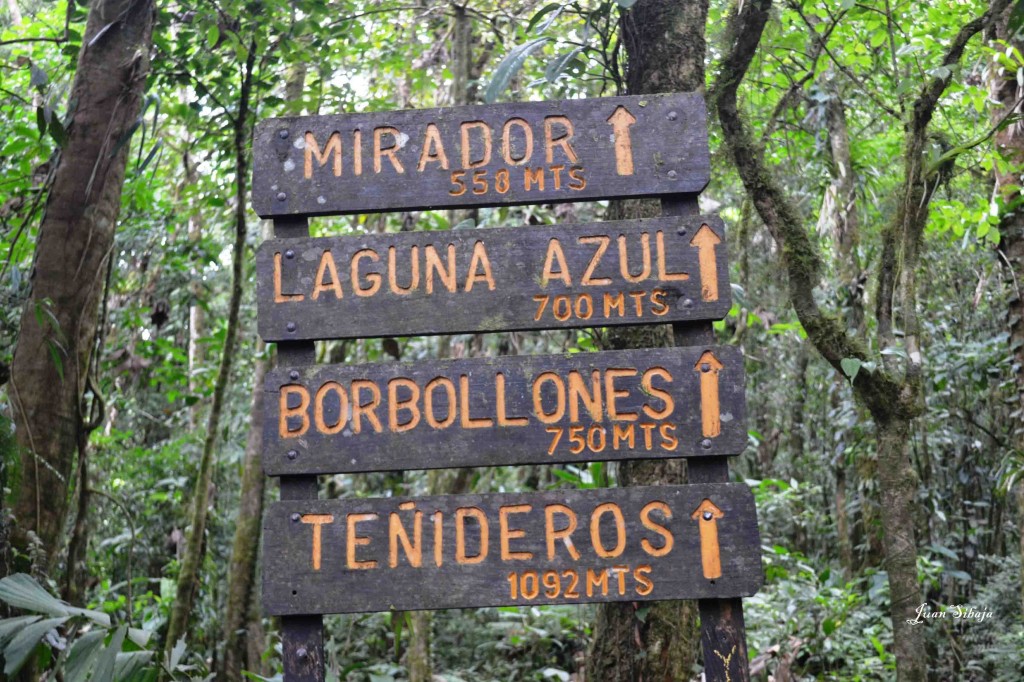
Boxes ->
[587,1,708,679]
[6,0,154,573]
[990,0,1024,615]
[713,1,1010,679]
[218,343,269,681]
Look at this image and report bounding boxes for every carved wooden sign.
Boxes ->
[251,93,709,217]
[262,484,762,615]
[258,215,730,341]
[264,346,746,476]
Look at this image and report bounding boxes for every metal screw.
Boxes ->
[291,513,301,522]
[277,192,287,201]
[289,370,300,380]
[285,249,295,259]
[287,449,298,460]
[701,363,710,373]
[677,227,687,236]
[703,511,713,521]
[667,170,678,180]
[668,111,678,121]
[701,438,712,449]
[286,322,297,332]
[297,647,308,659]
[278,129,289,139]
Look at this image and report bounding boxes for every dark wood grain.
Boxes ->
[263,346,746,476]
[258,215,731,341]
[261,484,762,616]
[251,93,709,217]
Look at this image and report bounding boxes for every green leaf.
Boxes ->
[1009,0,1024,33]
[65,629,107,681]
[48,115,67,148]
[545,47,583,83]
[527,3,563,34]
[29,63,48,89]
[36,106,46,138]
[206,24,219,47]
[0,574,111,627]
[484,37,550,103]
[3,616,68,675]
[0,616,42,649]
[127,627,151,648]
[823,618,837,636]
[92,625,126,682]
[840,357,861,383]
[114,650,154,679]
[870,634,885,657]
[167,636,187,670]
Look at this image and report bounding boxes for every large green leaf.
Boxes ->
[3,616,68,675]
[0,616,42,649]
[483,37,549,103]
[114,650,155,680]
[0,574,110,627]
[65,629,107,681]
[92,625,127,682]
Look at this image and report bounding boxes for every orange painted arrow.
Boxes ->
[695,350,723,438]
[691,498,724,580]
[606,106,637,176]
[689,224,722,302]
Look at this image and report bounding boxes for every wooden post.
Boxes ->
[274,216,325,682]
[663,195,750,682]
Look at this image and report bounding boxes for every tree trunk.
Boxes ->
[587,1,708,679]
[218,343,269,681]
[991,0,1024,614]
[872,414,924,681]
[7,0,154,571]
[163,40,257,658]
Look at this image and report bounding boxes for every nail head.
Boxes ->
[667,170,678,180]
[287,449,298,460]
[701,363,710,373]
[278,129,289,139]
[285,249,295,259]
[286,322,297,332]
[290,513,300,522]
[703,511,713,521]
[277,192,287,201]
[668,111,678,121]
[701,438,712,449]
[289,370,300,380]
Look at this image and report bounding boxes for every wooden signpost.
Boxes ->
[252,93,709,217]
[252,92,761,682]
[258,215,731,340]
[265,346,746,475]
[262,484,761,615]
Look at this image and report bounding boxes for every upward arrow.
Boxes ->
[606,106,637,176]
[691,499,724,580]
[695,350,724,438]
[689,224,722,302]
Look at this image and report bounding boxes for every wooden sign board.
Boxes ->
[264,346,746,476]
[258,215,730,341]
[251,93,709,217]
[262,484,762,616]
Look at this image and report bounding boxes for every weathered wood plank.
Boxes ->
[251,93,709,217]
[258,215,730,341]
[261,484,762,615]
[263,346,746,476]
